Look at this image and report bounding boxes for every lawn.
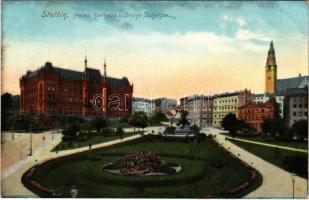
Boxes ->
[22,136,262,198]
[221,133,308,150]
[229,139,308,179]
[52,131,142,151]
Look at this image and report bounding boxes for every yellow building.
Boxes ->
[265,41,277,94]
[212,89,253,127]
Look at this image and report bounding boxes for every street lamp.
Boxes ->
[291,173,296,198]
[29,125,33,156]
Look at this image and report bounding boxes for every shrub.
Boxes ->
[67,141,73,148]
[87,153,102,161]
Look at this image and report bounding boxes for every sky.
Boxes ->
[2,1,308,99]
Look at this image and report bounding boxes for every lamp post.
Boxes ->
[29,125,33,156]
[291,173,296,198]
[20,139,22,160]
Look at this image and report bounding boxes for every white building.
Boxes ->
[132,97,154,116]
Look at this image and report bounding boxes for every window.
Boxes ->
[298,112,302,116]
[299,104,302,108]
[293,104,296,108]
[293,112,296,116]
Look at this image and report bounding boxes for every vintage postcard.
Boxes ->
[1,0,308,199]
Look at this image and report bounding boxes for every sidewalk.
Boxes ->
[224,136,307,153]
[203,128,308,198]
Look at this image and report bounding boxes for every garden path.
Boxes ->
[223,135,307,153]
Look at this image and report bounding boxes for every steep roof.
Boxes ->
[277,76,308,93]
[22,62,130,87]
[54,67,83,81]
[285,88,308,97]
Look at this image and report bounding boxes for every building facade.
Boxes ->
[132,97,153,115]
[265,41,277,94]
[153,98,177,113]
[284,88,308,127]
[212,89,253,127]
[180,95,213,128]
[20,59,133,118]
[238,101,278,133]
[254,94,284,119]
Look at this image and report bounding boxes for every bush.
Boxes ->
[67,141,73,148]
[87,153,102,161]
[102,127,115,136]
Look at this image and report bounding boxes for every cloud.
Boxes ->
[236,29,271,42]
[236,17,246,26]
[222,15,246,26]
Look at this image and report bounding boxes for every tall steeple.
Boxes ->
[103,57,107,84]
[265,41,277,94]
[266,40,277,66]
[84,54,88,69]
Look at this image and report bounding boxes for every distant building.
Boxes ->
[180,95,213,128]
[254,94,284,119]
[284,88,308,127]
[277,75,308,95]
[212,89,253,127]
[153,98,177,113]
[238,101,278,133]
[132,97,153,115]
[20,59,133,118]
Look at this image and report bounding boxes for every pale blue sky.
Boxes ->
[3,1,307,42]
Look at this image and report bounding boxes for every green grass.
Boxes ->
[52,131,142,151]
[23,137,262,198]
[221,133,308,150]
[229,139,308,178]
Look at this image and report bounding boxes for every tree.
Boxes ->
[1,93,13,130]
[273,118,287,138]
[63,116,83,137]
[151,111,168,123]
[221,113,239,137]
[261,118,286,139]
[178,110,189,128]
[80,122,92,134]
[116,126,124,139]
[129,111,148,132]
[91,117,110,134]
[291,120,308,140]
[261,118,273,136]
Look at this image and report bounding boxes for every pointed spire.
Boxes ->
[266,40,276,66]
[269,40,274,53]
[84,53,87,69]
[104,57,107,84]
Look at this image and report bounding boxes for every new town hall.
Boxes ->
[20,58,133,118]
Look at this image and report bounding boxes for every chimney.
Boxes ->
[299,73,302,77]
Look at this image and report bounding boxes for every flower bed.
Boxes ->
[104,151,179,176]
[30,180,55,194]
[26,167,36,177]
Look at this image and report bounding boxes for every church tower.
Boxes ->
[265,41,277,94]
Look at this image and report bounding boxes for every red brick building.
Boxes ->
[238,101,278,133]
[20,58,133,118]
